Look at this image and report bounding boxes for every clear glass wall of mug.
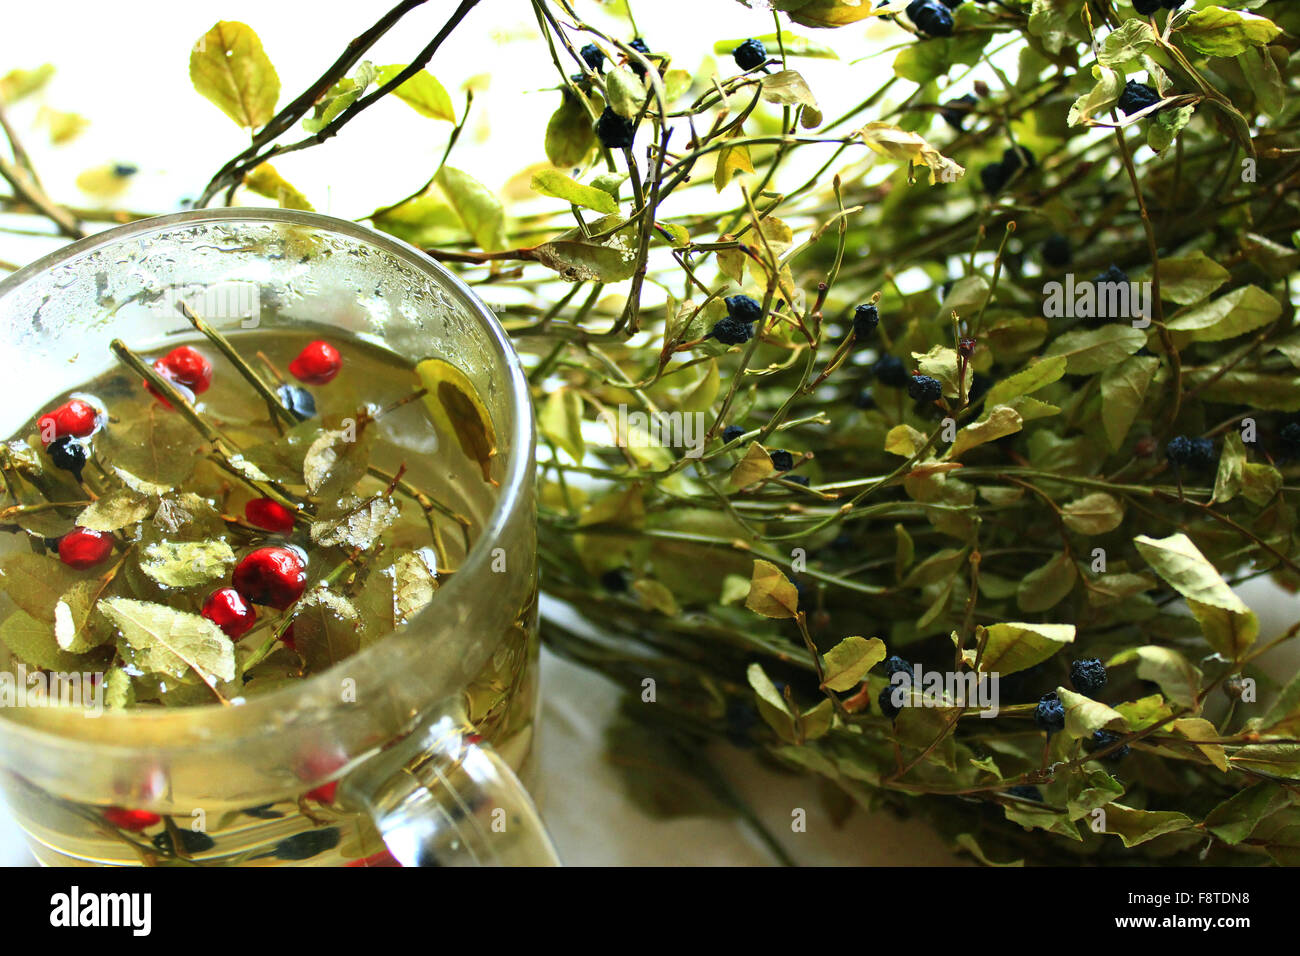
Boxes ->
[0,209,557,866]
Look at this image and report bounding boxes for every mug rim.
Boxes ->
[0,207,535,745]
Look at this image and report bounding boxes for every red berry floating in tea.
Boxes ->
[232,546,308,609]
[244,497,296,533]
[201,587,258,639]
[38,398,99,446]
[288,340,341,385]
[58,527,114,569]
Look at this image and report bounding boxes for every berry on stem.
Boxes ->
[201,587,257,640]
[38,398,99,446]
[1279,421,1300,460]
[852,303,879,341]
[769,449,795,472]
[245,497,297,533]
[872,354,910,388]
[878,684,903,720]
[732,38,767,71]
[883,655,913,681]
[58,527,115,570]
[908,374,943,403]
[725,294,764,324]
[580,43,605,72]
[708,316,753,346]
[1089,729,1131,763]
[595,106,636,149]
[1034,691,1066,733]
[232,546,308,609]
[288,340,341,385]
[627,37,651,77]
[1118,80,1161,116]
[939,93,978,131]
[906,0,955,37]
[1069,658,1107,696]
[722,425,745,443]
[277,384,317,420]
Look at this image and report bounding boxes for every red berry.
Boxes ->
[306,781,339,804]
[244,497,297,533]
[201,587,257,639]
[38,398,99,446]
[103,807,161,831]
[232,546,307,609]
[156,346,213,394]
[288,340,341,385]
[58,527,114,569]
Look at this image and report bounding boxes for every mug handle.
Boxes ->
[340,710,559,866]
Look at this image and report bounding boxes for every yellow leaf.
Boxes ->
[728,442,776,489]
[745,559,799,619]
[853,121,965,185]
[415,359,498,484]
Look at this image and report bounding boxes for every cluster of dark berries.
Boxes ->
[877,656,914,720]
[1118,80,1162,117]
[908,374,943,403]
[980,145,1035,195]
[708,294,765,345]
[1034,691,1066,734]
[872,354,911,388]
[1069,658,1107,696]
[580,43,605,72]
[906,0,955,37]
[939,92,978,132]
[1165,435,1218,473]
[732,38,767,71]
[1094,264,1129,287]
[596,106,636,150]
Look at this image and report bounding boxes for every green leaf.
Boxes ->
[912,345,969,399]
[302,425,374,499]
[54,579,116,653]
[1101,804,1194,848]
[821,636,885,691]
[0,553,85,624]
[894,523,915,581]
[1213,430,1246,504]
[0,609,92,671]
[606,66,646,119]
[243,163,314,211]
[374,65,456,122]
[1134,533,1257,658]
[977,622,1075,676]
[100,597,236,686]
[1156,252,1229,305]
[416,358,498,484]
[1043,325,1147,375]
[892,33,989,85]
[1239,462,1281,507]
[139,540,236,588]
[984,355,1067,409]
[539,388,585,463]
[1057,686,1127,739]
[310,495,399,551]
[760,69,821,125]
[1061,492,1124,535]
[189,21,280,129]
[747,662,797,743]
[292,586,363,673]
[302,62,376,134]
[884,423,928,458]
[1028,0,1085,56]
[1237,46,1284,117]
[104,667,135,709]
[1172,717,1228,772]
[1204,782,1291,845]
[632,579,680,617]
[1147,104,1194,154]
[531,238,638,283]
[1067,769,1125,822]
[1166,285,1281,344]
[713,132,755,192]
[544,90,597,168]
[530,169,618,214]
[1109,645,1202,709]
[1099,18,1156,67]
[1183,370,1300,411]
[1180,6,1280,58]
[853,122,964,185]
[1067,65,1122,127]
[437,167,507,252]
[745,559,799,619]
[951,406,1023,459]
[1016,552,1077,612]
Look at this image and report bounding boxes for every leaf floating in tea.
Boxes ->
[302,423,374,498]
[76,490,153,532]
[390,550,438,626]
[0,553,85,623]
[310,495,399,551]
[415,359,498,484]
[139,540,237,588]
[0,609,95,671]
[98,597,236,686]
[54,579,116,653]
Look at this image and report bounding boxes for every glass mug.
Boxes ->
[0,209,558,866]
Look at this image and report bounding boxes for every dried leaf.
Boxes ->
[745,559,799,619]
[416,358,498,483]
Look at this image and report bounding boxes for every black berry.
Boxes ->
[1161,0,1185,8]
[600,568,628,592]
[872,354,910,388]
[1166,435,1195,468]
[1069,658,1108,696]
[878,685,903,720]
[1189,436,1217,472]
[1034,691,1066,734]
[48,435,88,480]
[708,316,753,346]
[939,92,978,131]
[722,425,745,443]
[1094,264,1129,286]
[908,374,943,403]
[883,655,913,680]
[907,0,955,37]
[725,294,764,324]
[732,38,767,71]
[1118,80,1161,116]
[1089,729,1131,763]
[628,37,652,77]
[1002,145,1035,172]
[580,43,605,72]
[1042,233,1071,267]
[980,161,1011,195]
[1133,0,1162,12]
[595,107,636,149]
[769,449,795,472]
[941,0,965,6]
[278,384,316,420]
[786,475,810,487]
[852,304,879,341]
[1007,785,1043,801]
